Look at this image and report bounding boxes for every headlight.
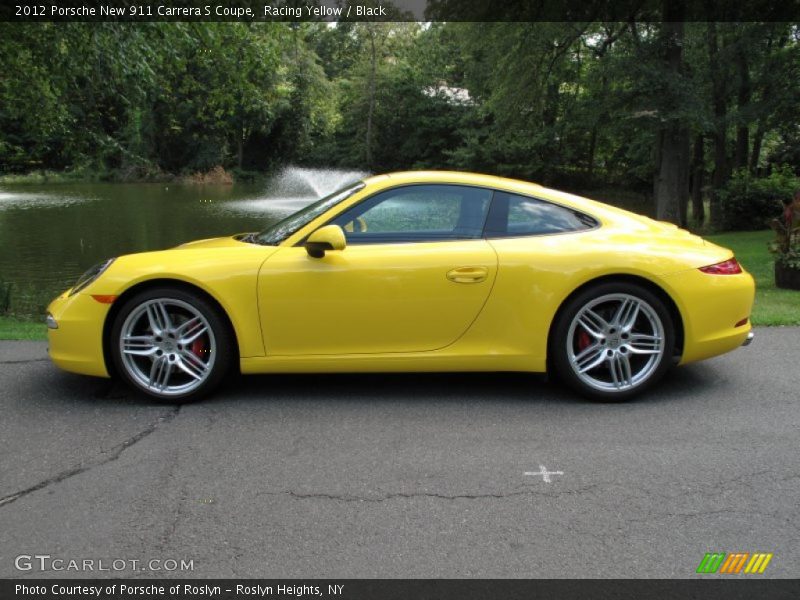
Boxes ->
[69,258,116,296]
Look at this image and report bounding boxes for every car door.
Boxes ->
[258,184,498,355]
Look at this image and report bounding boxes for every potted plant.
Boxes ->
[770,192,800,290]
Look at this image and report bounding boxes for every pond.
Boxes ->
[0,167,651,316]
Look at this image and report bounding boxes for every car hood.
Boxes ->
[176,234,254,249]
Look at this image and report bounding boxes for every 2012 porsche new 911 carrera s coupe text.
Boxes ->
[46,171,755,402]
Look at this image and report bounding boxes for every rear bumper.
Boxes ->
[46,291,110,377]
[661,268,755,365]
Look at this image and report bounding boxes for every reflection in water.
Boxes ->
[0,167,365,314]
[0,190,91,211]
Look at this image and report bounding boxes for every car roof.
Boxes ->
[363,170,544,194]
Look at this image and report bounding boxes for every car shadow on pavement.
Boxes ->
[202,363,721,409]
[41,360,722,410]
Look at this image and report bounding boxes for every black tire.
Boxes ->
[110,286,234,402]
[550,281,676,402]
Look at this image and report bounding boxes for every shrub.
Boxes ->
[718,166,799,231]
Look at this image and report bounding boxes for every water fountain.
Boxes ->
[271,166,368,198]
[222,166,368,216]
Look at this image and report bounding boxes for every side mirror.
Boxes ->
[305,225,346,258]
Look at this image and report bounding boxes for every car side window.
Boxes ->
[330,184,493,244]
[484,191,598,237]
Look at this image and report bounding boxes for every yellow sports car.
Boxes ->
[46,171,755,402]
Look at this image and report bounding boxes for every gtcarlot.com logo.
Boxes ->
[696,552,773,574]
[14,554,194,572]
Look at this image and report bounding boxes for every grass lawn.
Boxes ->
[707,229,800,326]
[0,315,47,340]
[0,229,796,341]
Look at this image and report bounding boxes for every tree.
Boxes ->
[652,16,690,225]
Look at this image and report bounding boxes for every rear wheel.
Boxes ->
[551,282,675,401]
[110,287,233,402]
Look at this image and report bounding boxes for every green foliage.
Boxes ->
[306,23,476,172]
[718,166,798,231]
[775,244,800,270]
[769,128,800,175]
[0,22,336,175]
[1,21,799,230]
[0,316,47,341]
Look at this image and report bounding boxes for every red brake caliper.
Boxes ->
[577,329,591,352]
[191,337,206,358]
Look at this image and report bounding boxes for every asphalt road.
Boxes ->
[0,328,797,579]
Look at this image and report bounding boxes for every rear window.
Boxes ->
[484,192,598,237]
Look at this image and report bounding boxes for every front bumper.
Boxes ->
[46,291,111,377]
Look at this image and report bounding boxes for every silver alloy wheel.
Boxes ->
[566,293,665,392]
[118,298,216,397]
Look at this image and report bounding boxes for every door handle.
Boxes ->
[446,266,489,284]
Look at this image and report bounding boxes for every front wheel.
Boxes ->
[110,287,234,402]
[551,283,676,401]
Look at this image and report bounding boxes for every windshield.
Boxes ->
[252,181,366,245]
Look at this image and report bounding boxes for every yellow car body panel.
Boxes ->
[49,238,277,376]
[47,290,110,377]
[660,268,754,363]
[46,171,755,383]
[257,240,497,355]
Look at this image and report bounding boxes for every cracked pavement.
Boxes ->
[0,328,798,578]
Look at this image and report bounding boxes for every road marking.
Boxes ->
[524,465,564,483]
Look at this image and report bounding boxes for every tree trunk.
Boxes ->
[690,134,705,225]
[734,46,750,171]
[707,23,728,230]
[587,126,597,184]
[237,128,243,170]
[749,119,765,174]
[587,72,608,184]
[541,81,560,184]
[655,126,690,225]
[748,29,784,174]
[365,30,377,169]
[654,18,688,225]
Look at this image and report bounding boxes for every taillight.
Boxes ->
[699,258,742,275]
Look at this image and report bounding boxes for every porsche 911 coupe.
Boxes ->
[46,171,755,402]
